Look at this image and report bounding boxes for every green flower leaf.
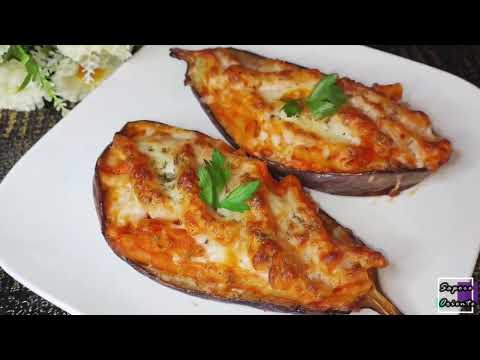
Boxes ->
[5,45,67,112]
[17,72,32,92]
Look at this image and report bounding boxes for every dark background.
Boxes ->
[0,45,478,315]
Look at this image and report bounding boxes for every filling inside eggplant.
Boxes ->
[171,47,452,176]
[95,121,400,313]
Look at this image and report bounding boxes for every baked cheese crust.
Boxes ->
[95,121,391,313]
[172,47,452,174]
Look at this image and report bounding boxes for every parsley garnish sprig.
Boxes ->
[281,74,347,120]
[198,149,261,213]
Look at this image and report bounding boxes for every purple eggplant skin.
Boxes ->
[92,124,349,315]
[266,161,430,197]
[93,122,401,315]
[171,47,435,197]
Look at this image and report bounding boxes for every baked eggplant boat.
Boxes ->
[171,47,452,196]
[94,120,400,314]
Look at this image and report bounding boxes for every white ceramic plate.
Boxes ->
[0,45,478,315]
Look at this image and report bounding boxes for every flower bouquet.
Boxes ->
[0,45,135,115]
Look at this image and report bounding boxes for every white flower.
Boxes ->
[31,46,64,76]
[56,45,133,63]
[0,60,46,111]
[0,45,9,56]
[80,51,103,84]
[51,57,119,103]
[56,45,132,85]
[0,45,10,62]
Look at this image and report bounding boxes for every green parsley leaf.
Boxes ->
[218,180,261,213]
[212,148,224,168]
[328,84,348,105]
[306,74,347,120]
[281,99,302,117]
[197,163,215,208]
[198,150,261,213]
[308,101,337,119]
[204,161,221,202]
[278,74,348,121]
[211,148,231,191]
[309,74,338,101]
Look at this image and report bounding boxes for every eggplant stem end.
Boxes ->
[363,287,403,315]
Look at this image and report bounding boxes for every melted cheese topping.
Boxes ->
[172,47,452,173]
[96,121,387,312]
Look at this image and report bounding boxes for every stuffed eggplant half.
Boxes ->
[171,47,452,196]
[94,120,400,314]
